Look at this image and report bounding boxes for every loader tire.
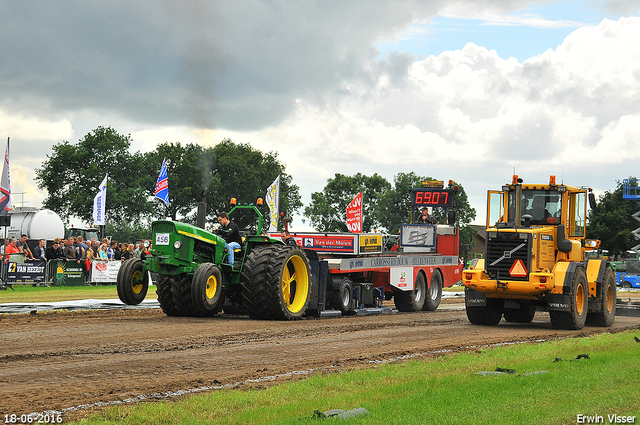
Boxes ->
[465,298,504,325]
[116,258,148,305]
[156,275,181,317]
[423,271,443,311]
[192,263,223,316]
[331,276,353,314]
[550,267,588,330]
[394,272,426,312]
[586,268,616,327]
[241,245,276,319]
[264,246,311,320]
[503,305,536,323]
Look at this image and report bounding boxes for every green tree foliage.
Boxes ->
[35,126,152,226]
[304,173,391,232]
[378,172,429,234]
[36,128,300,234]
[587,180,640,256]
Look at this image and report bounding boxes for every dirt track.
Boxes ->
[1,297,639,421]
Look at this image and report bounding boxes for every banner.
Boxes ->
[346,192,363,233]
[0,138,11,215]
[92,174,108,225]
[266,175,280,232]
[91,260,122,283]
[155,158,169,206]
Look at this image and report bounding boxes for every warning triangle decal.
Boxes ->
[509,259,528,277]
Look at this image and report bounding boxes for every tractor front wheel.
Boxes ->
[116,258,148,305]
[192,263,223,316]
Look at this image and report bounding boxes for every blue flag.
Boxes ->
[155,159,169,206]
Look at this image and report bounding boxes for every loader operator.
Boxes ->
[215,212,242,266]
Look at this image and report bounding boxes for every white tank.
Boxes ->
[6,208,65,241]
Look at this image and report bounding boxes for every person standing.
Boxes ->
[215,212,242,266]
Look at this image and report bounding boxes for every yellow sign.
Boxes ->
[421,180,444,188]
[359,235,383,254]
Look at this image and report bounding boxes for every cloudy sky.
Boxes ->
[2,0,640,229]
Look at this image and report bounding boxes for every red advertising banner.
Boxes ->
[346,192,363,233]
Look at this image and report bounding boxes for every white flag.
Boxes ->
[92,174,108,225]
[266,175,280,232]
[0,138,11,216]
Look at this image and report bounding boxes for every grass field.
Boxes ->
[71,330,640,425]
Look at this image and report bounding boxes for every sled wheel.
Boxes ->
[423,271,443,311]
[331,276,353,314]
[394,272,426,312]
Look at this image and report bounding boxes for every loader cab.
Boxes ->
[487,175,587,239]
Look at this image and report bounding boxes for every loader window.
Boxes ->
[569,192,586,238]
[509,190,562,225]
[487,191,504,227]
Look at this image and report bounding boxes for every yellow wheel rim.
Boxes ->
[282,255,309,314]
[606,284,614,312]
[131,270,143,295]
[576,282,585,316]
[206,275,218,300]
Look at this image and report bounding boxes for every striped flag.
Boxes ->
[155,158,169,206]
[0,138,11,216]
[266,175,280,232]
[92,174,107,225]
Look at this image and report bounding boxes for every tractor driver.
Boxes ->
[216,212,242,266]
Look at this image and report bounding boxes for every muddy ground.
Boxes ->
[1,295,639,421]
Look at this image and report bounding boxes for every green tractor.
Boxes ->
[116,199,313,320]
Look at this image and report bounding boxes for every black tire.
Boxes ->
[465,298,504,325]
[264,246,312,320]
[394,272,426,312]
[156,275,181,317]
[331,276,353,314]
[622,281,632,289]
[550,267,588,330]
[423,271,443,311]
[116,258,148,305]
[172,276,214,317]
[192,263,223,316]
[586,268,616,327]
[503,304,536,323]
[241,245,277,319]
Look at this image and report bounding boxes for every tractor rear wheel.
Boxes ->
[156,275,181,316]
[116,258,148,305]
[192,263,223,316]
[465,298,504,325]
[241,245,277,319]
[423,271,443,311]
[265,246,311,320]
[550,267,588,330]
[331,276,353,314]
[586,268,616,327]
[394,272,426,312]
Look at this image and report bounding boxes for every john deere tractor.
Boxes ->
[116,199,312,320]
[463,175,616,330]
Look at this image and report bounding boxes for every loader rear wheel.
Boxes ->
[116,258,148,305]
[331,276,353,314]
[192,263,223,316]
[394,272,426,312]
[423,271,442,311]
[241,245,276,319]
[586,268,616,327]
[156,275,181,317]
[550,267,588,330]
[265,246,311,320]
[503,305,536,323]
[466,298,504,325]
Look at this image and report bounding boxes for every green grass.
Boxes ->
[73,330,640,425]
[0,284,156,303]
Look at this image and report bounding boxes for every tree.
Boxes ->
[304,173,391,232]
[35,126,152,226]
[587,180,640,257]
[378,172,428,234]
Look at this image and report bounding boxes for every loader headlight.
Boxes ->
[174,240,182,249]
